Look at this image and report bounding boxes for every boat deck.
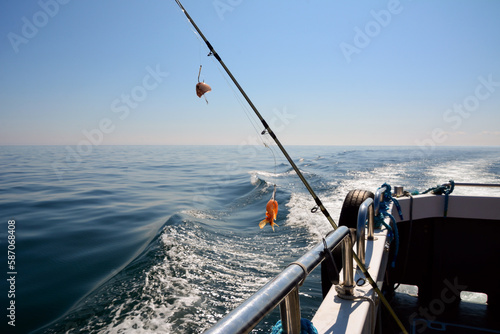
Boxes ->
[312,227,390,334]
[381,288,500,333]
[381,194,500,333]
[313,193,500,334]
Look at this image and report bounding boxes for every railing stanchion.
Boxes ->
[374,187,386,217]
[357,198,373,267]
[279,286,301,334]
[367,204,375,240]
[342,233,354,296]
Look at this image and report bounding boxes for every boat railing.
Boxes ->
[447,182,500,188]
[357,197,374,268]
[373,186,386,218]
[205,226,351,334]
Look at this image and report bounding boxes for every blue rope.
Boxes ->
[375,181,455,269]
[381,183,403,220]
[421,180,455,217]
[374,183,402,268]
[271,319,318,334]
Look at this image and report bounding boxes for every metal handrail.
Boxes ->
[448,182,500,188]
[357,197,374,267]
[205,226,350,334]
[373,186,386,217]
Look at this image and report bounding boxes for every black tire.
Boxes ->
[339,189,375,230]
[322,189,374,298]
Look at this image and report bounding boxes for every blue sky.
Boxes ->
[1,0,499,146]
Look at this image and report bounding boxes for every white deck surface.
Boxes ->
[312,227,390,334]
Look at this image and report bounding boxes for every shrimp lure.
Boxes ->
[259,185,279,231]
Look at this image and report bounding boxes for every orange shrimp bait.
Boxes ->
[259,185,279,231]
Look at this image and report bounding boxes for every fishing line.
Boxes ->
[182,1,280,180]
[210,56,261,136]
[188,26,205,68]
[172,1,408,333]
[197,30,202,65]
[207,37,280,186]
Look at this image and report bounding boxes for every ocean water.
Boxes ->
[1,145,499,334]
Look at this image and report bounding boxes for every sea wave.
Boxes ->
[4,145,499,333]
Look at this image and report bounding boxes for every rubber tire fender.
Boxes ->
[339,189,375,230]
[322,189,374,298]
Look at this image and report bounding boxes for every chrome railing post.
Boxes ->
[279,286,301,333]
[357,210,366,267]
[374,186,386,217]
[341,233,354,296]
[367,204,374,240]
[357,197,373,267]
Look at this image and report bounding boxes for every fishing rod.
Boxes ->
[172,1,407,333]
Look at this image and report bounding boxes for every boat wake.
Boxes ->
[44,210,297,333]
[41,146,500,333]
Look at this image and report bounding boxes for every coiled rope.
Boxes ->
[421,180,455,217]
[375,180,456,269]
[374,183,403,268]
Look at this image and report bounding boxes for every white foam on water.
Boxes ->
[284,160,420,240]
[395,284,419,296]
[460,291,488,304]
[285,192,335,239]
[99,222,281,333]
[181,209,220,220]
[250,173,260,186]
[426,158,500,196]
[247,169,317,191]
[248,169,298,179]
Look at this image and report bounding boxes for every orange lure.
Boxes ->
[259,185,279,231]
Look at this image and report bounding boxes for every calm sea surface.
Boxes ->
[1,145,499,333]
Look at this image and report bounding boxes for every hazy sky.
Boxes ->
[1,0,500,146]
